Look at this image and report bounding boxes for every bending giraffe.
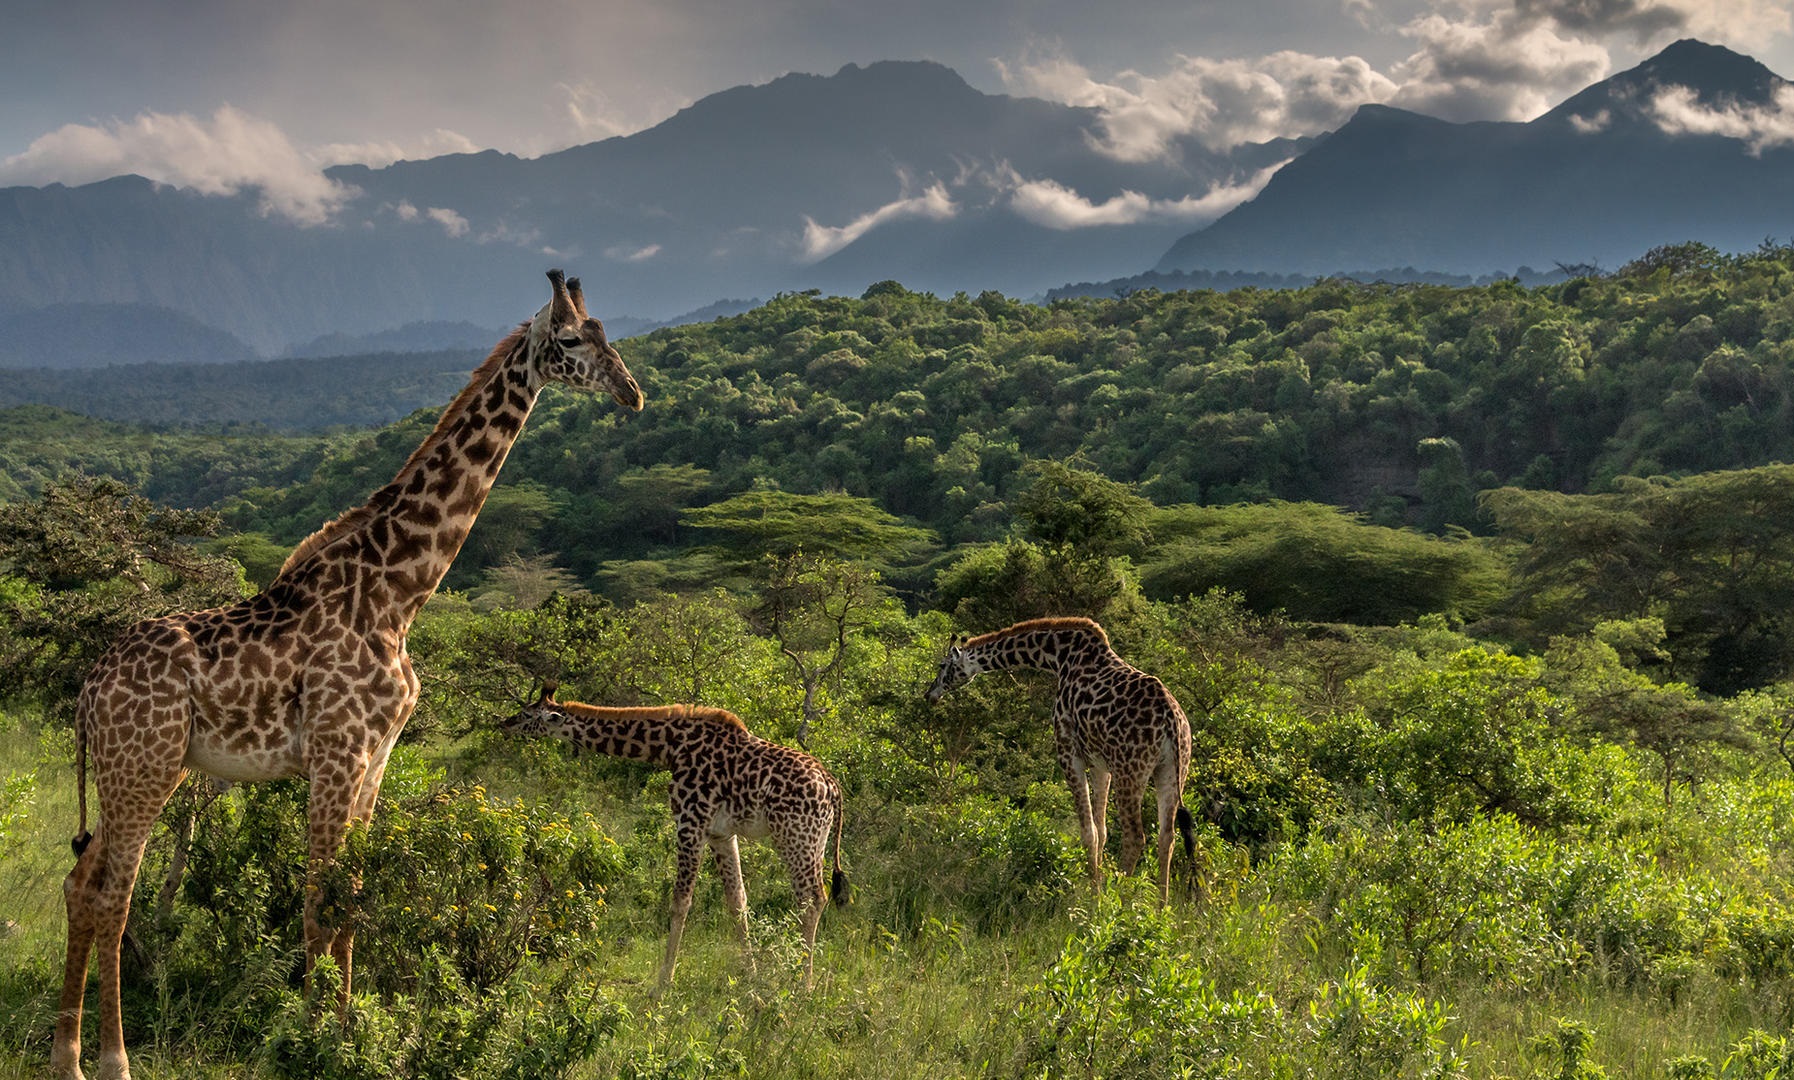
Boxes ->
[53,271,643,1080]
[925,616,1195,905]
[501,684,849,990]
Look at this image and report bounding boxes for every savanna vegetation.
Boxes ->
[8,242,1794,1076]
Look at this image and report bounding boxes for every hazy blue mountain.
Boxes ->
[281,320,510,359]
[0,60,1289,356]
[1157,40,1794,277]
[0,302,257,368]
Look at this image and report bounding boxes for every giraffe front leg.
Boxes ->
[1059,752,1103,892]
[1088,764,1112,864]
[656,827,704,993]
[304,748,373,1022]
[710,835,754,972]
[1112,777,1148,880]
[86,779,185,1080]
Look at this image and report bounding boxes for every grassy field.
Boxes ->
[7,702,1794,1079]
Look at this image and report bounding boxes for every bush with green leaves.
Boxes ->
[1018,898,1464,1079]
[114,755,627,1077]
[1355,647,1607,826]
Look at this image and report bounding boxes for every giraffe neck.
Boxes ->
[279,326,546,631]
[546,703,745,766]
[964,618,1117,680]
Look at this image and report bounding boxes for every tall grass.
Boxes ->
[10,709,1794,1079]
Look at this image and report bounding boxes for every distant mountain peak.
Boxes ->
[1543,38,1787,129]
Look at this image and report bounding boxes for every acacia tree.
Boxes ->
[1484,464,1794,693]
[0,475,246,715]
[933,460,1155,630]
[750,551,891,746]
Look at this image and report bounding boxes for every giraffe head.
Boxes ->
[529,269,645,412]
[500,682,568,737]
[924,636,979,704]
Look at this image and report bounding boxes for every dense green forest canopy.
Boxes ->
[8,241,1794,686]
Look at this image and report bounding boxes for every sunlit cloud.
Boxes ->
[426,206,469,237]
[312,129,481,169]
[560,82,641,143]
[1650,83,1794,152]
[1569,108,1613,132]
[1006,163,1289,229]
[605,242,664,262]
[800,182,957,261]
[1389,12,1613,121]
[998,48,1397,160]
[0,105,354,225]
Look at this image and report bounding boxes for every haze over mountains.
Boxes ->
[0,40,1789,365]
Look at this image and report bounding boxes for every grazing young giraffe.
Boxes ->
[925,616,1195,905]
[52,271,642,1080]
[501,684,848,990]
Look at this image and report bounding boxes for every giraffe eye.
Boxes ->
[557,335,583,348]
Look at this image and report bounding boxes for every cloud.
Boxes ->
[1569,107,1613,132]
[996,0,1789,150]
[1390,11,1613,121]
[313,129,481,169]
[1516,0,1687,39]
[998,48,1398,159]
[801,182,957,261]
[1649,82,1794,152]
[1006,163,1289,229]
[0,105,354,225]
[560,82,639,144]
[426,206,469,237]
[605,242,663,262]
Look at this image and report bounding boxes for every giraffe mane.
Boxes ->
[556,700,749,731]
[275,324,531,578]
[966,616,1110,648]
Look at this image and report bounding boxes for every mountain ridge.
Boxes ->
[1156,40,1794,278]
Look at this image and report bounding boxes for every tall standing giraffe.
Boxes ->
[501,685,848,990]
[924,616,1195,905]
[52,270,643,1080]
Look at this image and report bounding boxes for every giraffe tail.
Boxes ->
[828,781,851,907]
[71,705,93,857]
[1176,805,1195,864]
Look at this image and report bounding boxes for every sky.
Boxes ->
[2,0,1793,225]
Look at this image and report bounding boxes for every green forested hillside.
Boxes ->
[213,241,1794,554]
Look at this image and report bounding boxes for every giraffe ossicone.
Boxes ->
[501,688,849,990]
[925,615,1196,905]
[52,270,642,1080]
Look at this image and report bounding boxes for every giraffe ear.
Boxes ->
[546,269,575,324]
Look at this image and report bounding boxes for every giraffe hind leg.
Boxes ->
[53,830,104,1080]
[776,827,830,990]
[656,826,705,993]
[710,835,755,972]
[1112,777,1148,879]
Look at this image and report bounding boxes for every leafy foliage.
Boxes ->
[0,476,247,712]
